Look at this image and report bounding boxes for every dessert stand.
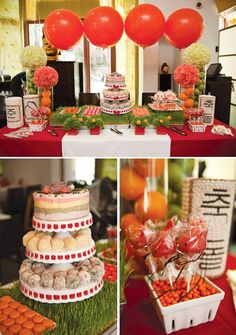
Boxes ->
[20,186,104,304]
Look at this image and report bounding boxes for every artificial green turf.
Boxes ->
[0,280,116,335]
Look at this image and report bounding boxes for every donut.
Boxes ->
[77,271,91,285]
[32,262,46,274]
[37,238,52,252]
[27,236,39,251]
[77,228,91,238]
[20,270,34,283]
[66,274,80,289]
[64,237,76,250]
[53,276,66,290]
[53,271,67,278]
[41,271,54,288]
[51,238,64,251]
[21,259,33,268]
[23,231,36,247]
[89,257,103,267]
[76,235,92,249]
[28,274,41,288]
[67,269,78,276]
[89,265,104,282]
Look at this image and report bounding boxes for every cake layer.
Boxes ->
[33,188,90,221]
[103,88,129,100]
[32,213,93,232]
[101,99,131,115]
[105,72,126,88]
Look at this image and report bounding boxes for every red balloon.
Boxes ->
[44,9,84,50]
[84,6,124,48]
[165,8,204,49]
[125,4,165,48]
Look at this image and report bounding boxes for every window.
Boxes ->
[25,22,114,93]
[90,45,111,93]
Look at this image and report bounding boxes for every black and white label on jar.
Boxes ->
[6,105,21,122]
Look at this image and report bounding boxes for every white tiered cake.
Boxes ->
[101,72,132,115]
[19,182,104,304]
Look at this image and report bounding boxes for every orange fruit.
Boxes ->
[133,159,165,178]
[41,97,51,107]
[178,92,187,101]
[135,191,168,222]
[120,167,146,201]
[183,87,194,95]
[121,213,143,235]
[9,324,22,334]
[41,90,51,98]
[184,99,194,108]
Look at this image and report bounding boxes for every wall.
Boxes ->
[2,159,61,186]
[141,0,219,93]
[0,0,23,77]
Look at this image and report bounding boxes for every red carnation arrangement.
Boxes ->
[34,66,59,90]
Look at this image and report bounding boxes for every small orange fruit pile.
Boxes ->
[0,296,55,335]
[152,276,217,307]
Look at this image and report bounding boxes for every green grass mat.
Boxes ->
[0,280,116,335]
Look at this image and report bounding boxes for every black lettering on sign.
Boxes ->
[200,188,230,216]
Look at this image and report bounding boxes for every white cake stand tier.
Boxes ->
[32,213,93,232]
[20,279,104,304]
[25,242,96,264]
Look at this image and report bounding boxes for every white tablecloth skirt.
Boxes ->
[62,128,171,157]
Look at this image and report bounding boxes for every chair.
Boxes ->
[6,187,26,216]
[0,214,22,264]
[142,92,155,105]
[78,93,100,106]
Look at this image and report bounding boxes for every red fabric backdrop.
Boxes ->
[121,253,236,335]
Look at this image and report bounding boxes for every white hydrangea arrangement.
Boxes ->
[183,43,211,68]
[20,46,47,69]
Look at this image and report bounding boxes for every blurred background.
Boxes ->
[0,158,117,285]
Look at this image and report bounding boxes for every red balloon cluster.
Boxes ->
[84,6,124,48]
[125,4,165,48]
[43,6,204,50]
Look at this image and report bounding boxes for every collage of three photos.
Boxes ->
[0,1,236,335]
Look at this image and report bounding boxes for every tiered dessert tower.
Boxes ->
[19,183,104,304]
[101,72,132,115]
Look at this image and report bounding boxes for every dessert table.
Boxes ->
[0,119,235,157]
[121,253,236,335]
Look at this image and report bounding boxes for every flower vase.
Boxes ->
[40,88,53,115]
[26,69,38,95]
[135,126,145,135]
[194,66,206,107]
[67,129,78,135]
[90,126,100,135]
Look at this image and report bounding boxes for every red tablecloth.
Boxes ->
[0,126,65,157]
[0,119,235,157]
[169,120,236,157]
[121,253,236,335]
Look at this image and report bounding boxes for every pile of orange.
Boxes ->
[0,295,55,335]
[178,87,194,113]
[120,159,168,247]
[152,276,217,307]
